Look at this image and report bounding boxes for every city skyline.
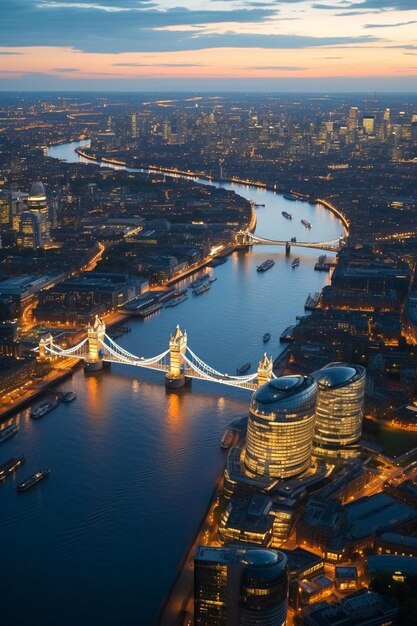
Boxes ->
[1,0,417,91]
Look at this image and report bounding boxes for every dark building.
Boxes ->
[194,545,288,626]
[302,589,397,626]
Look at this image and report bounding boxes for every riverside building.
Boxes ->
[243,376,318,479]
[194,546,288,626]
[313,363,366,458]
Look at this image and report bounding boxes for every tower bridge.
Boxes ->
[38,316,275,391]
[238,230,344,252]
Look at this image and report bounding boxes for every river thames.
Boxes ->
[0,142,346,625]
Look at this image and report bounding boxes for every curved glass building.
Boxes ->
[240,549,288,626]
[313,363,366,457]
[244,376,318,479]
[194,546,288,626]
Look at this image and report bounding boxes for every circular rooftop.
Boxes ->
[316,365,358,388]
[253,376,305,405]
[29,181,46,198]
[244,549,279,567]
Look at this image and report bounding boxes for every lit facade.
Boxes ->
[17,211,42,248]
[313,363,366,457]
[194,546,288,626]
[244,376,318,479]
[26,181,50,246]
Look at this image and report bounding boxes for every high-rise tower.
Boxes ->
[27,181,50,246]
[313,363,366,458]
[195,546,288,626]
[244,376,318,479]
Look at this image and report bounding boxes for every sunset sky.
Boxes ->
[1,0,417,90]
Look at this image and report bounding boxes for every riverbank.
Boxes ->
[157,473,224,626]
[75,147,349,236]
[0,366,74,422]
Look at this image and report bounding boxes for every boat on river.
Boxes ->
[291,258,300,268]
[257,259,275,272]
[17,469,50,493]
[193,282,211,295]
[0,424,19,444]
[263,333,271,343]
[31,401,58,420]
[166,294,188,307]
[221,429,236,449]
[236,363,251,375]
[0,456,24,481]
[282,211,292,220]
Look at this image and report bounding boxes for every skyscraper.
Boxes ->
[313,363,366,458]
[362,115,375,135]
[17,211,42,248]
[194,546,288,626]
[347,107,358,133]
[244,376,318,479]
[27,181,50,246]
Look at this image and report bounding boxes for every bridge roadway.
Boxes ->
[42,332,260,391]
[240,231,343,252]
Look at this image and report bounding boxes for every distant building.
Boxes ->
[244,376,318,479]
[302,589,397,626]
[26,181,50,246]
[194,545,288,626]
[17,211,42,249]
[313,363,366,458]
[362,115,375,135]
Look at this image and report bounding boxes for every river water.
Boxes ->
[1,141,344,626]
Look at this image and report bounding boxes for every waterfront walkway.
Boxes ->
[158,477,224,626]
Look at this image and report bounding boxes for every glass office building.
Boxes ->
[244,376,318,479]
[313,363,366,457]
[194,546,288,626]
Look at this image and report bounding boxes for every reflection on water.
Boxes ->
[0,141,346,626]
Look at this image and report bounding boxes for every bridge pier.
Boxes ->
[285,242,291,256]
[85,315,106,372]
[165,325,189,389]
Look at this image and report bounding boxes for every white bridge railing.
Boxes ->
[241,231,342,251]
[42,331,268,391]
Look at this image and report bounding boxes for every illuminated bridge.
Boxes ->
[239,231,344,252]
[38,317,275,391]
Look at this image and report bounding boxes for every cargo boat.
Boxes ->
[283,194,297,201]
[193,282,211,295]
[263,333,271,343]
[257,259,275,272]
[0,424,19,444]
[17,469,50,493]
[0,456,24,481]
[237,362,251,375]
[30,401,58,420]
[282,211,292,220]
[291,258,300,268]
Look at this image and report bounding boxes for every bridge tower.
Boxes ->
[85,315,106,372]
[257,353,273,388]
[165,325,188,388]
[38,333,53,361]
